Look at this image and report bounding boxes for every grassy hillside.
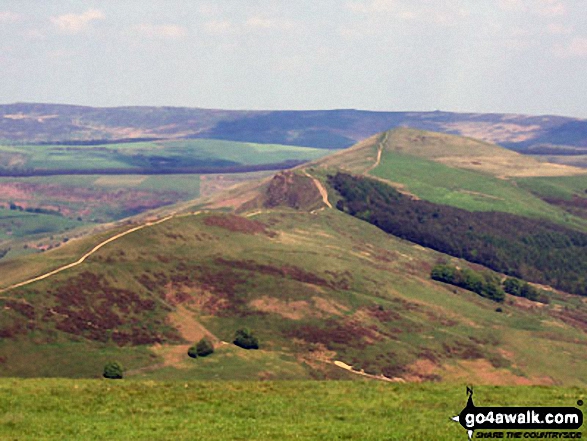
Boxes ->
[0,137,320,260]
[313,128,587,229]
[1,128,587,385]
[1,380,584,440]
[1,207,587,384]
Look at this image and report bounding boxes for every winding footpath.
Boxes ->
[0,212,200,294]
[333,360,405,383]
[302,170,332,209]
[365,131,387,174]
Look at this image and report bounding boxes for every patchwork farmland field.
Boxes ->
[0,138,325,261]
[0,139,328,174]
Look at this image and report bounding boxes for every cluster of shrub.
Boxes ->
[103,328,259,379]
[8,202,62,216]
[430,264,505,302]
[431,263,550,304]
[329,172,587,296]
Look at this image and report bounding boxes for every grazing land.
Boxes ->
[0,380,583,440]
[0,139,328,175]
[1,127,587,392]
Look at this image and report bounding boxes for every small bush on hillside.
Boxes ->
[503,277,550,304]
[103,361,123,379]
[233,328,259,350]
[187,338,215,358]
[187,345,198,358]
[196,338,214,357]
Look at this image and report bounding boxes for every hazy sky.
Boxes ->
[1,1,587,117]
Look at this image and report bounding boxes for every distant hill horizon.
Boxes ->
[2,102,587,154]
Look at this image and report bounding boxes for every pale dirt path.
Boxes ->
[0,211,202,294]
[333,360,405,383]
[127,305,226,376]
[302,170,332,209]
[365,131,387,174]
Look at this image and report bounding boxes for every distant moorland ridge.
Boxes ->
[2,102,587,152]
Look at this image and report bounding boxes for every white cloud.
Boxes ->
[555,36,587,57]
[51,9,104,34]
[203,20,234,35]
[346,0,468,24]
[0,11,21,23]
[536,0,567,16]
[498,0,567,16]
[346,0,397,13]
[245,16,295,31]
[134,24,188,39]
[546,22,573,35]
[497,0,527,12]
[48,49,75,60]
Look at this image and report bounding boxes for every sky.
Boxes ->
[1,0,587,118]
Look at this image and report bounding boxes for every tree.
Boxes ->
[103,361,123,379]
[233,328,259,350]
[188,338,214,358]
[196,338,214,356]
[503,277,523,297]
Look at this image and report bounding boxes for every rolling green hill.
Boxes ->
[1,127,587,389]
[314,128,587,229]
[0,138,327,262]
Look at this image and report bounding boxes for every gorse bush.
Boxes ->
[188,338,215,358]
[102,361,123,379]
[431,264,550,304]
[233,328,259,350]
[503,277,550,304]
[195,338,214,357]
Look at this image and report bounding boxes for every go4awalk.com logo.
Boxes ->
[451,387,584,440]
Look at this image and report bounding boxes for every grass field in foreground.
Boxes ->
[0,380,584,440]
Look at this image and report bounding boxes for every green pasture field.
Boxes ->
[369,150,586,228]
[515,174,587,200]
[0,139,329,172]
[0,208,84,241]
[0,380,584,440]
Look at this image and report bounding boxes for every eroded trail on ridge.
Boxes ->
[365,131,387,174]
[0,212,202,294]
[302,170,332,208]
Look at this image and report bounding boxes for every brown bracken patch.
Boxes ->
[204,214,274,236]
[250,296,312,320]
